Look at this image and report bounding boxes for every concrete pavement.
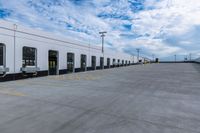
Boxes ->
[0,63,200,133]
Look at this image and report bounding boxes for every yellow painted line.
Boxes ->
[28,74,103,81]
[0,90,26,97]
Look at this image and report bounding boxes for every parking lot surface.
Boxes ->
[0,63,200,133]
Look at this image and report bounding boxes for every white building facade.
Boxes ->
[0,20,142,81]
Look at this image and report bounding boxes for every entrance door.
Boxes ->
[91,56,96,70]
[67,53,75,73]
[100,57,104,69]
[49,50,58,75]
[81,54,87,71]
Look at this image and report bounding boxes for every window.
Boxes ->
[22,47,36,67]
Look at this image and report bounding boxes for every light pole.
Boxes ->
[152,54,155,62]
[184,55,188,61]
[132,54,135,64]
[189,53,192,61]
[136,48,140,63]
[99,31,107,69]
[13,24,17,73]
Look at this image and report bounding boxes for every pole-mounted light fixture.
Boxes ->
[99,31,107,70]
[136,48,141,63]
[99,31,107,53]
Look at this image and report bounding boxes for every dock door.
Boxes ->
[48,50,58,75]
[0,44,4,67]
[67,53,75,73]
[91,56,96,70]
[113,59,116,67]
[107,58,110,68]
[100,57,104,69]
[81,54,87,72]
[117,59,120,67]
[122,60,124,66]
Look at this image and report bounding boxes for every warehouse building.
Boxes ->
[0,20,141,81]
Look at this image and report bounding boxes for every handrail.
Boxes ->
[0,67,9,78]
[0,73,7,78]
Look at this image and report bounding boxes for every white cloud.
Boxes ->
[1,0,200,60]
[130,0,200,58]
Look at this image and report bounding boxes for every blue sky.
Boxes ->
[0,0,200,60]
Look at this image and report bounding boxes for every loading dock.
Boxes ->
[48,50,58,75]
[91,56,96,70]
[117,59,120,67]
[122,60,124,66]
[21,46,39,74]
[80,54,87,72]
[107,58,110,68]
[0,44,4,66]
[113,59,116,67]
[100,57,104,69]
[67,53,75,73]
[0,43,9,75]
[0,20,139,81]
